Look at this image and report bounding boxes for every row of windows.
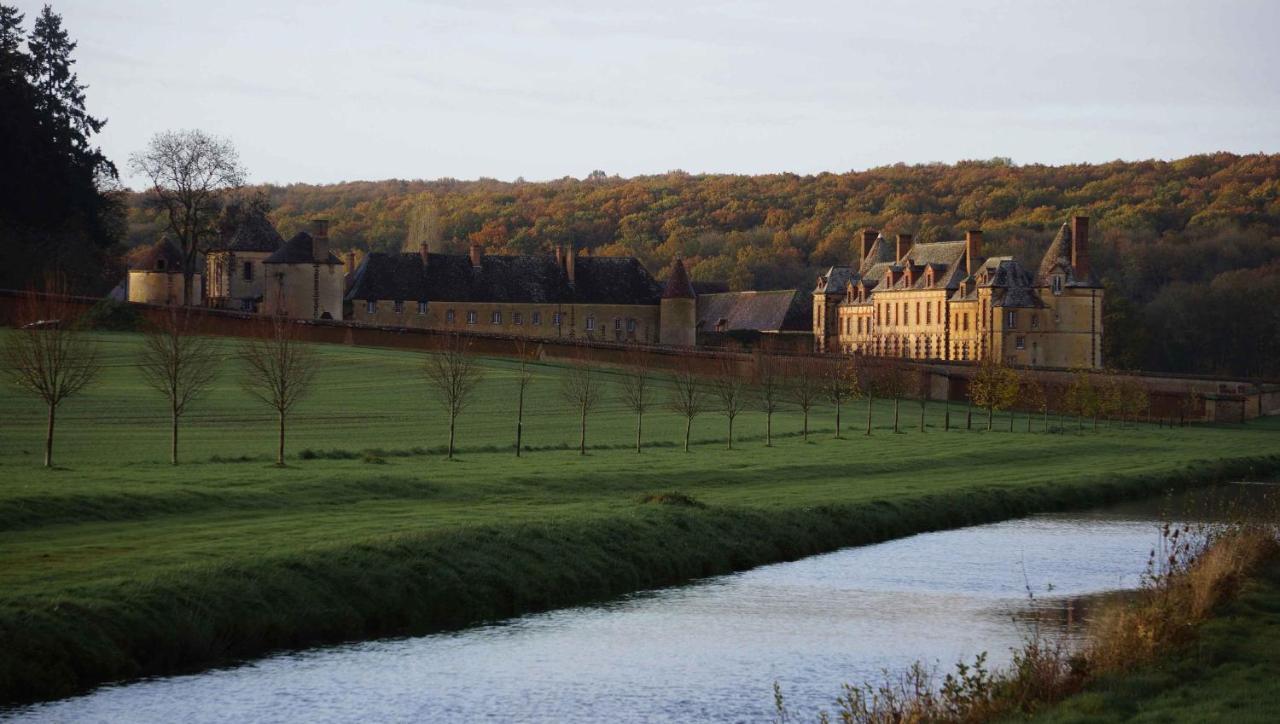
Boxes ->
[870,300,946,327]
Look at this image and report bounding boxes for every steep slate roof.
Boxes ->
[814,265,854,295]
[885,240,969,291]
[263,232,343,265]
[696,289,812,333]
[951,257,1045,308]
[345,251,662,305]
[858,235,898,275]
[212,210,284,253]
[131,237,187,271]
[1036,222,1100,287]
[661,258,696,299]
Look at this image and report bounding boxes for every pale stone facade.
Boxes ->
[820,217,1103,369]
[127,237,201,305]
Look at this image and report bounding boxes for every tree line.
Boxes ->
[4,292,1192,469]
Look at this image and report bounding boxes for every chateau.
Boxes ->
[814,216,1103,368]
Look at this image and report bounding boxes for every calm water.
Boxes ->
[8,484,1273,723]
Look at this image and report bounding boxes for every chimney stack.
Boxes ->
[896,233,912,262]
[309,219,330,262]
[345,250,356,274]
[469,242,482,269]
[554,245,564,269]
[566,244,576,283]
[1071,216,1090,278]
[859,229,878,261]
[419,243,429,268]
[965,229,982,276]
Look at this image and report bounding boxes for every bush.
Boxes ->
[80,298,141,331]
[636,490,706,508]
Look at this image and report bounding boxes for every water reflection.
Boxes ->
[8,483,1274,723]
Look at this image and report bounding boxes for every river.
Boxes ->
[7,484,1271,723]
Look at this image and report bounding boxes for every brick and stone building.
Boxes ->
[816,216,1102,368]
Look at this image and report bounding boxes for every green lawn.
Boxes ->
[2,332,1279,704]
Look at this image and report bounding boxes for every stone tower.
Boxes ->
[659,257,697,347]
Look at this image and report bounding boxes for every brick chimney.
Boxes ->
[896,233,912,261]
[309,219,330,262]
[1071,215,1090,278]
[419,243,429,268]
[859,229,878,261]
[965,229,982,276]
[345,250,356,274]
[566,244,576,283]
[469,242,482,268]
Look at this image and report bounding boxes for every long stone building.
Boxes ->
[814,216,1102,368]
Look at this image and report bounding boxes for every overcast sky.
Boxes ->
[19,0,1280,187]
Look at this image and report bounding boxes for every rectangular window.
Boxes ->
[1031,315,1039,329]
[532,311,542,326]
[614,317,622,331]
[1006,311,1017,328]
[393,300,404,314]
[1052,276,1063,294]
[467,310,477,325]
[446,309,456,324]
[366,300,376,314]
[417,301,427,315]
[963,313,969,331]
[925,303,931,325]
[915,302,920,325]
[553,312,562,326]
[242,261,254,281]
[1015,336,1026,350]
[242,299,254,312]
[491,310,501,324]
[513,311,523,325]
[586,316,596,331]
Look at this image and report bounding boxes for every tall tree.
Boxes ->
[130,130,246,305]
[423,334,485,460]
[560,355,603,456]
[139,306,219,465]
[617,350,654,453]
[512,339,534,457]
[668,362,707,452]
[2,279,100,467]
[28,6,104,153]
[711,358,751,450]
[240,314,317,466]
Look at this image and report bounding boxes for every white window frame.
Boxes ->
[366,300,377,314]
[586,316,595,331]
[467,310,477,325]
[491,310,502,325]
[417,301,427,315]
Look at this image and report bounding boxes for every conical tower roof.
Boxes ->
[661,258,696,299]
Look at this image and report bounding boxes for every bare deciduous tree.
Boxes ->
[877,362,911,434]
[668,361,707,452]
[512,339,535,456]
[711,358,751,450]
[130,129,246,305]
[787,357,823,441]
[139,306,219,464]
[825,354,860,439]
[2,284,100,467]
[1022,376,1048,432]
[561,354,604,456]
[424,334,485,460]
[753,352,785,446]
[968,357,1020,431]
[240,314,317,465]
[617,349,654,453]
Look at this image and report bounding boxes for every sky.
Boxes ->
[18,0,1280,188]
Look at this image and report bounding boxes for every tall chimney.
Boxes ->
[309,219,330,262]
[345,250,356,274]
[554,245,564,269]
[419,243,429,268]
[469,242,482,269]
[965,229,982,276]
[1071,216,1090,278]
[860,229,878,261]
[566,244,576,283]
[896,233,912,262]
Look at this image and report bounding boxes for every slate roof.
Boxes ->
[661,259,696,299]
[345,251,663,305]
[884,240,969,291]
[696,289,812,333]
[858,235,898,275]
[814,265,854,295]
[951,257,1045,308]
[263,232,343,265]
[131,237,188,272]
[1036,222,1100,287]
[212,209,284,253]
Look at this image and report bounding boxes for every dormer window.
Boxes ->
[1051,275,1064,294]
[156,259,167,271]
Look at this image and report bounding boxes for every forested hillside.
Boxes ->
[126,154,1280,377]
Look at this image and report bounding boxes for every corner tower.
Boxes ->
[659,258,697,347]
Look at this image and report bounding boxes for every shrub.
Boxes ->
[81,298,142,331]
[636,490,706,508]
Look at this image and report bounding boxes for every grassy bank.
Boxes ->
[2,333,1280,705]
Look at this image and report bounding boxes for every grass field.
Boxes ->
[2,332,1279,705]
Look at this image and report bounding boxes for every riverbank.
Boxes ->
[4,335,1280,706]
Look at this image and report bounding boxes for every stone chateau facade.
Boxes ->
[814,216,1103,368]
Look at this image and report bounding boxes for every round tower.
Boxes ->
[659,258,697,347]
